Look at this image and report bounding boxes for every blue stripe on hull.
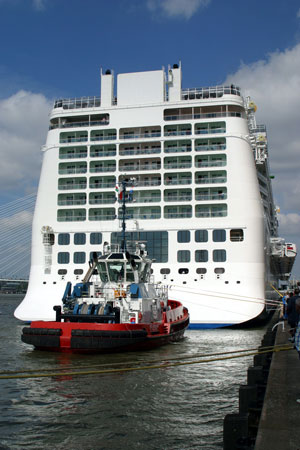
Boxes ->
[188,323,234,329]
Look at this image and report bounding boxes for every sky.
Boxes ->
[0,0,300,279]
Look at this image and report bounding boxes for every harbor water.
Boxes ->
[0,295,267,450]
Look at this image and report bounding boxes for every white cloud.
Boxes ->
[0,90,52,196]
[224,44,300,276]
[146,0,211,19]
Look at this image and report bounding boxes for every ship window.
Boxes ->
[73,252,86,264]
[195,230,208,242]
[58,233,70,245]
[196,268,207,274]
[177,230,190,243]
[178,268,189,274]
[74,233,86,245]
[58,252,70,264]
[230,229,244,242]
[89,251,102,260]
[195,250,208,262]
[213,229,226,242]
[214,268,225,274]
[213,250,226,262]
[177,250,190,262]
[160,268,170,274]
[58,269,67,275]
[111,231,168,263]
[74,269,84,275]
[90,232,102,245]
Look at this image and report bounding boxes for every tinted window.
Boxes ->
[230,229,244,242]
[74,233,86,245]
[214,268,225,274]
[196,268,207,274]
[213,229,226,242]
[58,252,69,264]
[195,250,208,262]
[58,233,70,245]
[177,230,190,243]
[111,231,168,263]
[213,250,226,262]
[160,268,170,274]
[90,232,102,244]
[177,250,190,262]
[74,252,86,264]
[195,230,208,242]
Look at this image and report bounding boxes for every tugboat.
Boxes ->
[21,182,189,353]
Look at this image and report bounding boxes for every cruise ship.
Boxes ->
[14,63,296,328]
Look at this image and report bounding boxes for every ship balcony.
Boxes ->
[119,159,161,172]
[57,193,86,206]
[195,122,226,135]
[195,171,227,184]
[90,161,116,173]
[119,143,161,156]
[119,127,161,140]
[195,204,227,217]
[130,176,161,187]
[164,156,192,170]
[50,114,109,130]
[164,140,191,153]
[181,85,241,100]
[90,129,117,142]
[58,178,87,190]
[60,131,88,144]
[89,193,116,205]
[195,154,226,168]
[118,206,161,220]
[58,162,87,175]
[89,208,116,221]
[195,188,227,201]
[164,124,191,137]
[195,138,226,152]
[164,105,244,121]
[121,190,161,204]
[59,146,88,159]
[90,145,116,158]
[164,173,192,186]
[57,209,86,221]
[164,189,192,202]
[89,176,116,189]
[164,205,192,219]
[54,96,101,110]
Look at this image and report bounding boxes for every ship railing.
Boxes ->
[195,144,226,152]
[164,196,192,202]
[58,199,86,206]
[164,179,192,185]
[195,177,226,184]
[58,183,87,190]
[164,163,191,169]
[59,152,88,159]
[90,167,116,173]
[57,215,86,222]
[119,164,161,172]
[131,180,161,187]
[60,137,88,143]
[119,148,161,156]
[89,198,116,205]
[89,214,116,221]
[164,147,191,153]
[50,119,109,130]
[54,96,101,109]
[121,196,161,204]
[164,111,244,121]
[195,194,227,201]
[90,151,117,158]
[164,130,192,137]
[181,85,241,100]
[89,182,116,188]
[164,212,192,219]
[90,135,117,142]
[120,132,161,140]
[59,168,87,175]
[195,161,226,168]
[195,211,227,218]
[195,128,226,135]
[166,304,184,323]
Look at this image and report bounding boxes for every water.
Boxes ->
[0,295,267,450]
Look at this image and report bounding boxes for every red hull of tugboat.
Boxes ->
[22,301,189,353]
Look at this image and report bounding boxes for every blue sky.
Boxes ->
[0,0,300,278]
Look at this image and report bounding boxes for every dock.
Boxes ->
[224,314,300,449]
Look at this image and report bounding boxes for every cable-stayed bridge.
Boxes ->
[0,193,36,279]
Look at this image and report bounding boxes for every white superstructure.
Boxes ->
[15,64,296,327]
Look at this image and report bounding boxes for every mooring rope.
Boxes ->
[0,344,293,380]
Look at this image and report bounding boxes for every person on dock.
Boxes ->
[287,289,300,337]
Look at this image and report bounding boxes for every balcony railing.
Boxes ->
[121,213,161,220]
[59,168,87,175]
[181,85,241,100]
[60,137,88,143]
[50,119,109,130]
[119,164,161,172]
[164,212,192,219]
[135,180,161,187]
[89,214,116,221]
[90,166,116,173]
[195,177,226,184]
[57,215,86,221]
[89,198,116,205]
[119,148,161,156]
[164,195,192,202]
[195,194,227,201]
[164,111,243,121]
[164,130,191,137]
[165,179,192,185]
[58,199,86,206]
[195,128,226,135]
[195,211,227,217]
[195,144,226,152]
[58,183,87,190]
[54,96,102,109]
[90,135,116,142]
[120,132,161,140]
[164,146,191,153]
[125,196,161,204]
[164,162,191,169]
[195,161,226,168]
[90,182,116,189]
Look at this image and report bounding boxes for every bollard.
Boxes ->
[239,385,258,413]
